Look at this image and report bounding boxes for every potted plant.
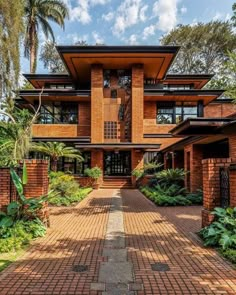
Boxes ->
[84,166,102,189]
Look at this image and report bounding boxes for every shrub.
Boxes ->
[219,248,236,265]
[186,189,203,205]
[49,172,92,206]
[84,166,102,179]
[155,168,187,186]
[200,207,236,250]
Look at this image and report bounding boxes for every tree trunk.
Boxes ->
[51,159,57,172]
[30,24,36,74]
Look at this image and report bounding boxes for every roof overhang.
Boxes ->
[56,45,180,83]
[162,74,214,89]
[170,118,234,137]
[144,89,224,105]
[19,89,91,103]
[23,74,71,88]
[74,143,161,150]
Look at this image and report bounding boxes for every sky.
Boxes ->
[21,0,235,74]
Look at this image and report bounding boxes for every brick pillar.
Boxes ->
[22,159,49,199]
[0,168,16,210]
[131,149,144,186]
[229,135,236,161]
[91,150,103,186]
[91,64,104,143]
[184,144,203,193]
[131,64,144,143]
[229,169,236,207]
[201,158,231,227]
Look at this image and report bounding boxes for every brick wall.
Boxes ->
[204,103,236,118]
[78,102,91,137]
[132,64,144,143]
[184,144,203,192]
[0,160,49,211]
[131,149,144,185]
[32,124,78,138]
[201,158,231,227]
[91,64,104,143]
[91,150,103,186]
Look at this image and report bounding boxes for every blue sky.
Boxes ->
[21,0,235,74]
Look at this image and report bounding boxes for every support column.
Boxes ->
[91,64,104,143]
[91,150,103,186]
[131,149,144,186]
[131,64,144,143]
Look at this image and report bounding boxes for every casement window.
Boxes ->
[39,102,78,124]
[157,102,198,124]
[57,152,91,175]
[103,69,131,88]
[46,83,74,89]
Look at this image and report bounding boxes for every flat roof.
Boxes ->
[170,118,233,137]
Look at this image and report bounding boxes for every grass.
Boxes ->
[0,246,28,272]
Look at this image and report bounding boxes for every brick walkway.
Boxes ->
[0,189,236,295]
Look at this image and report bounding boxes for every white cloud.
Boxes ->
[212,12,222,21]
[102,12,114,22]
[126,34,139,45]
[180,6,187,14]
[113,0,147,36]
[140,5,148,22]
[153,0,178,32]
[66,33,88,44]
[142,25,155,40]
[64,0,110,24]
[92,31,105,44]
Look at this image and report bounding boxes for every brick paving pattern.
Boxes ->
[0,190,113,295]
[0,189,235,295]
[122,189,236,295]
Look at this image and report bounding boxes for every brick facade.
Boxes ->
[131,149,144,185]
[0,160,49,211]
[184,144,203,192]
[132,64,144,143]
[91,64,104,143]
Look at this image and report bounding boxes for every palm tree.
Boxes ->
[24,0,69,73]
[31,142,83,171]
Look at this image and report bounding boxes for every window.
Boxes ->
[163,84,192,90]
[39,102,78,124]
[157,102,198,124]
[46,83,74,89]
[103,70,131,88]
[57,152,91,175]
[104,121,117,139]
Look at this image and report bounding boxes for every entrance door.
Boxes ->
[104,151,131,176]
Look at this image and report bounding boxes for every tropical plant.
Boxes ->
[232,2,236,27]
[31,142,83,171]
[155,168,187,186]
[0,0,25,97]
[186,189,203,205]
[49,171,92,206]
[200,207,236,250]
[132,162,163,187]
[24,0,69,73]
[84,166,102,180]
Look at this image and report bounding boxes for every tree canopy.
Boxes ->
[0,0,25,99]
[160,21,236,75]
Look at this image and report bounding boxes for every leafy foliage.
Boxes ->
[84,166,102,180]
[155,168,187,186]
[219,248,236,265]
[0,0,25,97]
[186,189,203,205]
[161,21,236,76]
[31,142,83,171]
[200,207,236,250]
[24,0,69,73]
[49,171,92,206]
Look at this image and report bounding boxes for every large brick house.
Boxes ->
[19,45,235,190]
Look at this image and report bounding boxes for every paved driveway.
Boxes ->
[0,189,235,295]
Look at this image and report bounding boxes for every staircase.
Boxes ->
[101,176,133,189]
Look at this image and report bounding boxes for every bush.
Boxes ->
[219,248,236,265]
[155,168,187,186]
[140,186,191,206]
[0,219,46,253]
[200,207,236,250]
[84,166,102,179]
[49,172,92,206]
[186,189,203,205]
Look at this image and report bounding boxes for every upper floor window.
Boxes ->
[103,70,131,88]
[39,102,78,124]
[163,84,192,90]
[157,102,198,124]
[46,83,74,89]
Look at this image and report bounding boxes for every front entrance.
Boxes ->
[104,151,131,176]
